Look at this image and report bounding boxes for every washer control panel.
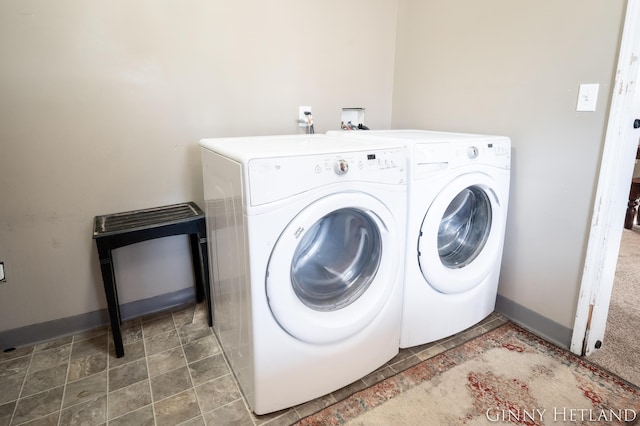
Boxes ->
[415,138,510,169]
[248,148,406,206]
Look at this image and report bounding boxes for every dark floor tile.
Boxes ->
[177,321,212,346]
[188,354,229,386]
[361,365,396,386]
[108,340,145,369]
[0,400,14,418]
[0,356,31,380]
[179,415,206,426]
[12,386,64,425]
[415,343,448,361]
[63,371,107,408]
[389,353,422,373]
[16,411,60,426]
[145,330,181,356]
[292,393,336,420]
[59,394,107,426]
[252,406,293,426]
[0,374,23,405]
[108,380,151,420]
[67,352,107,382]
[203,399,253,426]
[117,319,143,345]
[142,315,176,339]
[0,346,33,363]
[34,336,73,352]
[148,346,186,378]
[172,305,198,329]
[385,347,414,367]
[255,409,301,426]
[108,358,148,392]
[195,375,242,414]
[70,335,108,361]
[108,405,154,426]
[150,366,192,402]
[175,302,209,330]
[154,388,201,426]
[29,345,71,374]
[21,364,68,397]
[0,401,15,426]
[330,379,368,402]
[182,335,219,364]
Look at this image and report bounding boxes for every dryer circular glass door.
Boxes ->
[267,192,400,345]
[417,172,504,294]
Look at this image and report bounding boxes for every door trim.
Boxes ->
[570,0,640,356]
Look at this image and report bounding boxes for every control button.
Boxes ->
[467,146,479,159]
[334,159,349,175]
[358,161,364,169]
[314,165,322,174]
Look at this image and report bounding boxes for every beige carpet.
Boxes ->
[296,323,640,425]
[587,227,640,386]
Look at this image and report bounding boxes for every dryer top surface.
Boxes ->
[200,134,404,163]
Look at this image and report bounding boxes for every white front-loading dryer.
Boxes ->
[200,134,407,414]
[329,130,511,348]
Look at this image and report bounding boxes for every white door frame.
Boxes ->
[570,0,640,356]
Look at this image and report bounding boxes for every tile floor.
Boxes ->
[0,304,507,426]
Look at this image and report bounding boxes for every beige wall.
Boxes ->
[0,1,398,331]
[392,0,625,331]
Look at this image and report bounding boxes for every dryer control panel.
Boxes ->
[248,148,406,206]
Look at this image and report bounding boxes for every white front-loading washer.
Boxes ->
[200,134,407,414]
[329,130,510,348]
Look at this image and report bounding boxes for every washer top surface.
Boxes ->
[200,134,404,163]
[329,129,509,144]
[357,129,490,140]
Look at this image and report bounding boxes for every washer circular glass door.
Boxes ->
[291,208,381,312]
[267,192,400,344]
[417,172,504,294]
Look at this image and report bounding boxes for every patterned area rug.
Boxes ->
[296,323,640,425]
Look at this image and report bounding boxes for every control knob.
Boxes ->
[467,146,479,159]
[334,159,349,175]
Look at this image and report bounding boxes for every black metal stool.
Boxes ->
[93,202,212,358]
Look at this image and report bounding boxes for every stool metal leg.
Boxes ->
[189,233,205,304]
[199,235,213,327]
[96,242,125,358]
[196,217,213,327]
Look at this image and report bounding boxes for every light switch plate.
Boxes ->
[577,83,599,112]
[0,262,5,282]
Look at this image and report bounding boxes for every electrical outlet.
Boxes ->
[0,262,5,282]
[299,106,312,127]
